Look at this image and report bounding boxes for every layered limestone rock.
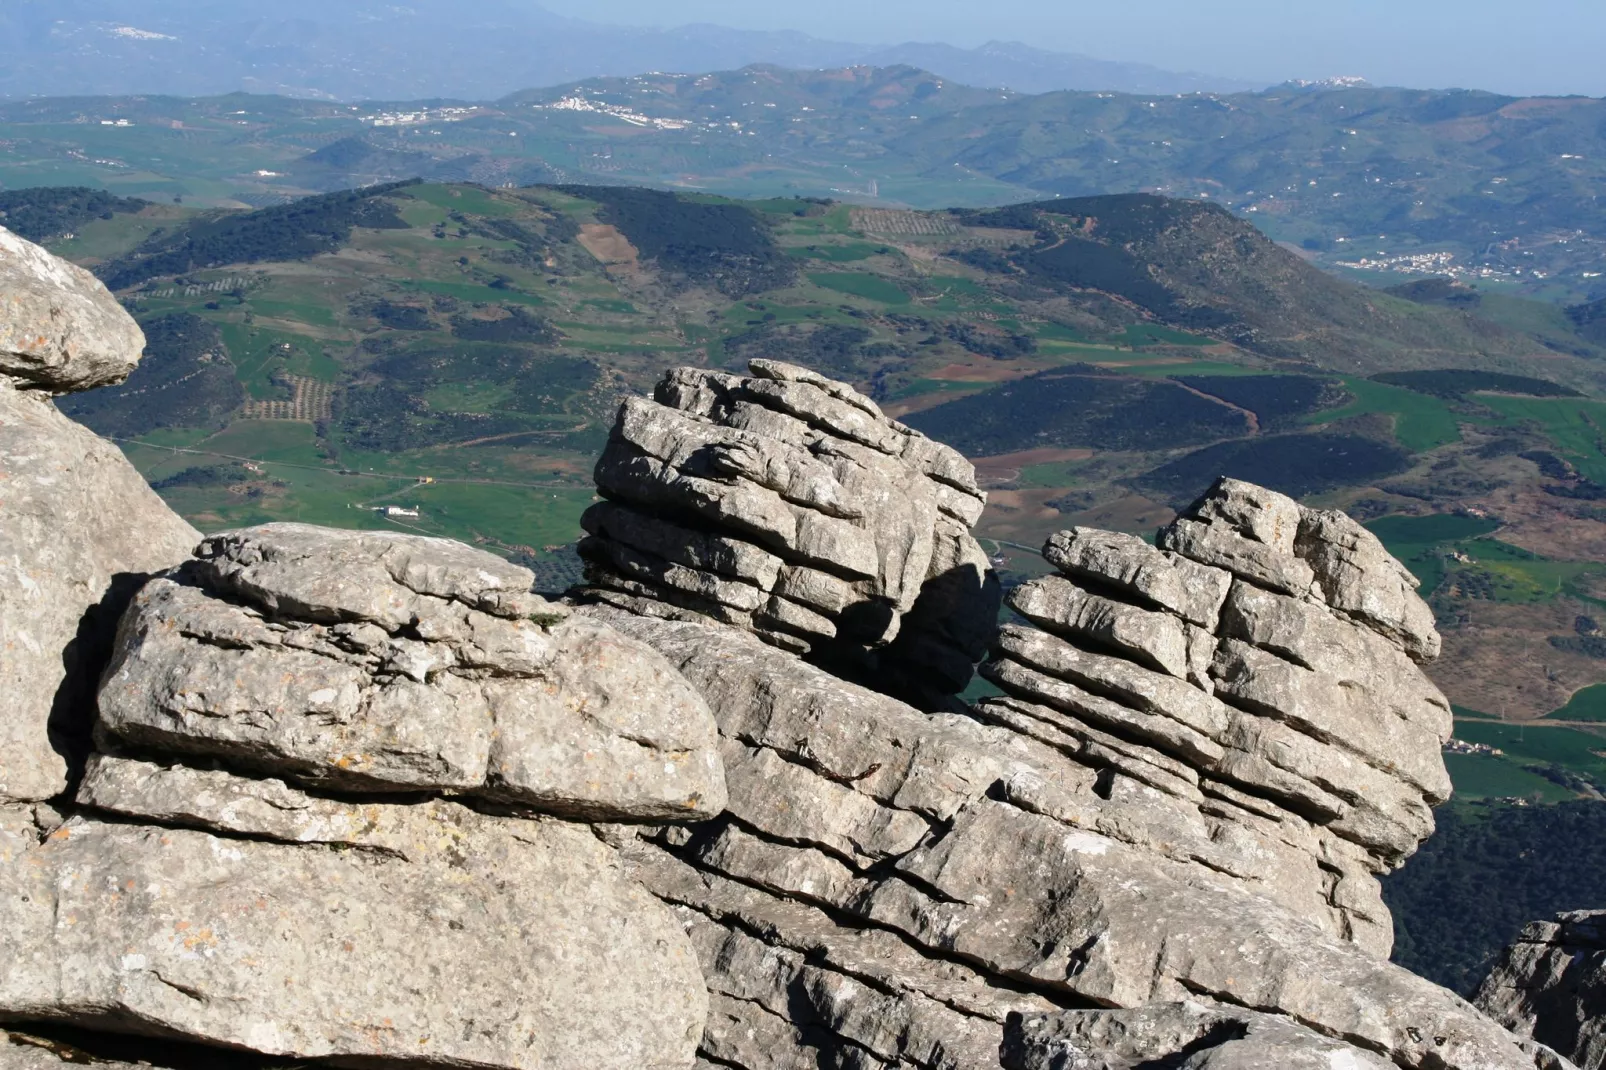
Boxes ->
[1477,910,1606,1070]
[1,526,723,1067]
[590,608,1562,1070]
[0,228,199,804]
[1,795,708,1069]
[0,225,145,393]
[98,523,727,820]
[578,395,1557,1070]
[577,360,998,706]
[981,478,1455,956]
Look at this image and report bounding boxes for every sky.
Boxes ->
[537,0,1606,97]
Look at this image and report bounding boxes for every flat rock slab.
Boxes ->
[0,815,706,1069]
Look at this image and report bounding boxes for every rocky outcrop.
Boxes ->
[97,524,726,820]
[1,225,145,393]
[1,526,723,1067]
[980,478,1455,955]
[576,369,1563,1070]
[0,229,719,1070]
[591,608,1557,1070]
[1477,910,1606,1069]
[577,360,998,707]
[0,230,199,805]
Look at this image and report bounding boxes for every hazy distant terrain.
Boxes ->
[0,0,1258,101]
[1,65,1601,298]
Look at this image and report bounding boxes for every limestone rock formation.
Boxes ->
[1,795,707,1069]
[99,523,727,821]
[982,478,1456,955]
[577,360,998,706]
[577,412,1564,1070]
[0,225,145,393]
[1477,910,1606,1069]
[0,232,719,1070]
[0,229,199,805]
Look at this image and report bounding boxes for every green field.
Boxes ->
[1476,396,1606,483]
[1367,513,1502,596]
[1307,377,1462,452]
[1443,753,1576,803]
[807,272,911,305]
[1549,684,1606,722]
[1453,720,1606,783]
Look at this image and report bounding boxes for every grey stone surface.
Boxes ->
[590,606,1543,1070]
[1297,506,1441,660]
[1043,527,1232,629]
[98,524,726,821]
[578,361,997,706]
[0,812,707,1069]
[1477,910,1606,1070]
[0,226,146,393]
[0,1032,148,1069]
[0,381,199,803]
[1002,1002,1398,1070]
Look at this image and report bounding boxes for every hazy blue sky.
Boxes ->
[539,0,1606,97]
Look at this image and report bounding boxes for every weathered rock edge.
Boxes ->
[576,359,998,708]
[1477,910,1606,1070]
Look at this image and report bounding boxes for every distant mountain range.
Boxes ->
[0,0,1262,100]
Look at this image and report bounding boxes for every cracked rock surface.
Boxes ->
[1477,911,1606,1070]
[0,225,145,393]
[98,524,726,821]
[576,360,998,708]
[983,478,1456,956]
[589,606,1564,1070]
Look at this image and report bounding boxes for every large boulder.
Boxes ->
[576,360,998,708]
[0,229,197,805]
[0,225,145,393]
[98,524,727,822]
[1477,911,1606,1070]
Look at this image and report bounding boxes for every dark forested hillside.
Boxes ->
[99,182,416,290]
[1384,802,1606,995]
[0,187,146,242]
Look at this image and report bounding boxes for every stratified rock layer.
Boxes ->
[98,524,727,821]
[1477,910,1606,1070]
[982,479,1456,956]
[0,225,145,393]
[578,360,997,706]
[591,606,1557,1070]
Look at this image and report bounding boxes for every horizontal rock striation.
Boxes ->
[981,478,1454,956]
[98,524,726,821]
[576,360,998,708]
[1477,910,1606,1070]
[590,605,1560,1070]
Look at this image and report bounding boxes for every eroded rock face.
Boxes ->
[0,226,145,393]
[1,797,707,1069]
[589,607,1557,1070]
[577,360,998,707]
[1477,911,1606,1070]
[98,524,726,822]
[1002,1002,1398,1070]
[0,374,198,805]
[984,477,1455,954]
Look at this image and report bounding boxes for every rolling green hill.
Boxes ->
[27,179,1606,742]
